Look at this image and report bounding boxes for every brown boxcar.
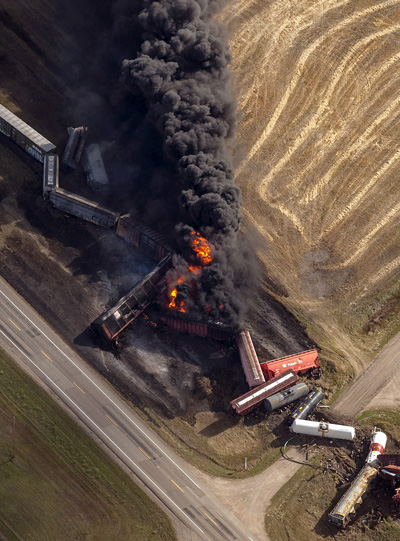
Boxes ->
[116,214,171,262]
[230,369,299,416]
[160,314,234,341]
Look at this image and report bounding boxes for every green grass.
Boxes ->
[359,409,400,446]
[264,455,400,541]
[0,348,176,541]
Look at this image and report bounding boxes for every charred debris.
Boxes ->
[2,6,400,527]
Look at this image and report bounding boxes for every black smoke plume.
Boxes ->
[122,0,255,323]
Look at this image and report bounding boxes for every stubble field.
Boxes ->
[221,0,400,408]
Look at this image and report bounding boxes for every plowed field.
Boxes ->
[222,1,400,390]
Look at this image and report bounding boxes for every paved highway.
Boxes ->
[0,276,258,541]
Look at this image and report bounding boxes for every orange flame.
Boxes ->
[168,287,186,312]
[190,231,213,266]
[168,232,213,313]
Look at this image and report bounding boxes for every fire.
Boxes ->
[168,231,213,313]
[168,287,186,312]
[190,231,213,265]
[188,265,201,275]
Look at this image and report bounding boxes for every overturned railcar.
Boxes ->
[49,188,119,228]
[286,388,324,424]
[62,126,87,169]
[92,255,172,341]
[83,143,109,194]
[264,382,309,413]
[230,370,299,416]
[329,428,387,528]
[0,103,56,162]
[236,330,265,389]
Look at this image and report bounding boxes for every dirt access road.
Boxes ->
[332,329,400,417]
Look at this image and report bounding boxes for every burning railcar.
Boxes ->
[92,255,172,342]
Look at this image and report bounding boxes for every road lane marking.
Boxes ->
[0,328,204,536]
[106,414,118,427]
[41,350,54,363]
[138,446,151,460]
[171,479,184,493]
[8,318,21,331]
[73,382,85,394]
[0,288,202,490]
[204,512,218,527]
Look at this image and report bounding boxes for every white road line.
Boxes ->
[0,328,204,536]
[0,287,202,490]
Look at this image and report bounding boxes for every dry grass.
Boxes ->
[221,0,400,400]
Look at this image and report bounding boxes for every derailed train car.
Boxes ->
[236,330,265,389]
[159,314,235,341]
[264,382,309,413]
[43,154,59,199]
[49,188,119,229]
[116,214,171,262]
[230,369,299,416]
[62,126,87,169]
[329,428,387,528]
[0,103,56,163]
[286,388,325,424]
[260,348,321,381]
[92,255,172,341]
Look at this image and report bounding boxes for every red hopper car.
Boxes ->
[260,348,321,381]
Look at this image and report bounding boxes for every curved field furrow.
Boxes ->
[318,141,400,239]
[236,0,348,112]
[302,63,400,205]
[258,21,400,201]
[239,0,400,170]
[285,48,400,196]
[222,0,400,383]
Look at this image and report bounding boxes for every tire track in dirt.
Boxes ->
[258,21,400,202]
[364,253,400,290]
[241,0,400,170]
